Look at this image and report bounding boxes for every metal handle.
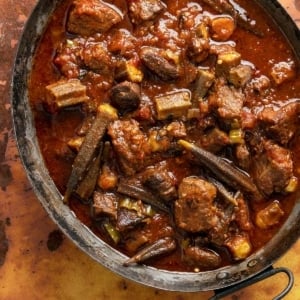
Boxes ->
[210,266,294,300]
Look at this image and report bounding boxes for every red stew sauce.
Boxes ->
[29,0,300,272]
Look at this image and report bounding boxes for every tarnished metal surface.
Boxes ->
[1,0,300,299]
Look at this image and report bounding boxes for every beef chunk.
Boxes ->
[200,127,230,153]
[81,43,112,73]
[270,61,296,85]
[229,64,253,88]
[116,208,145,232]
[108,119,150,175]
[175,177,217,232]
[110,81,141,114]
[93,191,117,220]
[188,36,210,63]
[235,143,251,170]
[54,39,84,78]
[141,162,177,202]
[234,196,252,231]
[252,140,294,196]
[148,121,187,154]
[208,79,244,121]
[247,75,271,96]
[67,0,123,36]
[128,0,165,24]
[258,101,300,145]
[184,246,221,269]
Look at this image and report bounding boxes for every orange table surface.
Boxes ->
[0,1,299,299]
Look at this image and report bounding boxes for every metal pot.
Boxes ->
[11,0,300,298]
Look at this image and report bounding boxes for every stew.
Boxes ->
[29,0,300,272]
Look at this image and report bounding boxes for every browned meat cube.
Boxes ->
[116,208,145,232]
[234,196,252,231]
[184,246,221,269]
[270,61,296,85]
[128,0,165,24]
[45,79,89,112]
[81,43,112,74]
[200,127,230,153]
[93,191,118,220]
[258,101,300,145]
[175,177,217,233]
[252,140,294,196]
[247,75,271,95]
[235,143,251,170]
[255,200,284,229]
[140,161,177,202]
[208,79,244,121]
[67,0,123,36]
[108,119,151,175]
[154,90,191,120]
[229,64,253,88]
[188,37,210,63]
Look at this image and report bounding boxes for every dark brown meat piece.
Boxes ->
[81,43,112,74]
[116,208,145,232]
[93,191,118,220]
[140,162,177,203]
[235,143,251,170]
[258,101,300,145]
[139,47,179,81]
[234,196,252,231]
[252,140,294,196]
[128,0,165,24]
[67,0,123,36]
[175,177,218,233]
[188,36,210,63]
[208,79,244,121]
[108,119,150,175]
[110,81,141,114]
[184,246,221,269]
[200,127,230,153]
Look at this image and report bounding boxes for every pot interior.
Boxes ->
[11,0,300,292]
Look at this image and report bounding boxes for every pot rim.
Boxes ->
[11,0,300,292]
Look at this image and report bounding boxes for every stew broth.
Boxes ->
[29,0,300,272]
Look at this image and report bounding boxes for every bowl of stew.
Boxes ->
[12,0,300,293]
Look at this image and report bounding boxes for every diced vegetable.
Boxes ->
[229,128,244,144]
[270,61,296,85]
[103,222,121,244]
[255,201,284,229]
[216,51,242,76]
[45,79,89,112]
[229,64,253,87]
[211,16,235,41]
[67,136,84,152]
[285,176,298,193]
[115,60,144,83]
[155,90,192,120]
[225,235,252,260]
[192,69,215,102]
[75,148,102,202]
